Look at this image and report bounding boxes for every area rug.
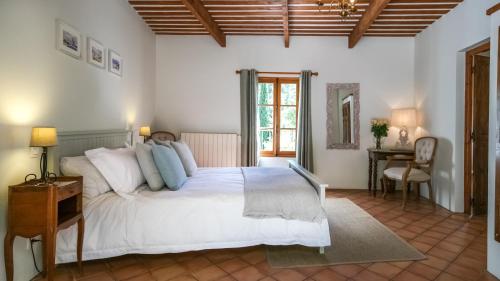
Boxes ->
[266,198,426,268]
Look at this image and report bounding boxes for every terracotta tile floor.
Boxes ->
[36,190,499,281]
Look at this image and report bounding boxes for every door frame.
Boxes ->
[464,41,490,214]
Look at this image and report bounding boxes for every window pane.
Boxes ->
[280,106,297,128]
[258,106,273,128]
[259,130,273,151]
[280,130,296,151]
[281,83,297,105]
[258,83,274,105]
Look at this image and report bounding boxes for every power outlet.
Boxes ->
[30,147,40,158]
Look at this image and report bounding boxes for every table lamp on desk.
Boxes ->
[391,108,416,149]
[29,127,58,182]
[139,126,151,142]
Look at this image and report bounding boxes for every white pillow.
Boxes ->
[171,141,198,176]
[60,156,111,199]
[85,147,145,194]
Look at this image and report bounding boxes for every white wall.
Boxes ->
[0,0,156,280]
[414,0,496,212]
[488,9,500,279]
[155,35,415,189]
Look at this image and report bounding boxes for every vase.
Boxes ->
[376,137,382,149]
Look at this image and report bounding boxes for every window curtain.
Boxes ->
[240,69,258,167]
[297,70,314,172]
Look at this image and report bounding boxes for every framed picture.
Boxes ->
[108,50,123,77]
[56,20,81,59]
[87,38,105,68]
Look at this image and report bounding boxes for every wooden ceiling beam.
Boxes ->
[214,16,284,20]
[375,15,440,19]
[157,32,210,34]
[129,0,462,41]
[131,0,461,5]
[177,0,226,46]
[286,0,460,3]
[384,4,458,9]
[486,3,500,15]
[283,0,289,47]
[348,0,391,48]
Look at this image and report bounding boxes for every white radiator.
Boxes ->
[180,132,241,167]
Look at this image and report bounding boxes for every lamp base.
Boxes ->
[40,147,48,182]
[397,127,411,148]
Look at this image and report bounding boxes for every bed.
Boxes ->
[53,130,330,263]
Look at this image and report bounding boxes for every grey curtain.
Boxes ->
[297,70,314,172]
[240,69,258,167]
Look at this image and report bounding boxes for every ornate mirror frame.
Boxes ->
[326,83,360,150]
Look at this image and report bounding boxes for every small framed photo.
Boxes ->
[108,50,123,77]
[56,20,81,59]
[87,38,105,68]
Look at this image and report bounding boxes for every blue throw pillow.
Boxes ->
[151,143,187,190]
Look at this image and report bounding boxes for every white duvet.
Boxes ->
[56,168,331,263]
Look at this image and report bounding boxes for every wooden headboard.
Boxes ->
[149,131,176,142]
[51,129,129,174]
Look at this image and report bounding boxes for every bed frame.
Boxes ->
[51,129,129,174]
[52,130,328,254]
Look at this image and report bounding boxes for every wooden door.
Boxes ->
[472,55,490,216]
[342,101,351,143]
[496,27,500,242]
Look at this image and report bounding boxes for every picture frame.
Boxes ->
[108,50,123,77]
[56,20,81,59]
[87,37,106,68]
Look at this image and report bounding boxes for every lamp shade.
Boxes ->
[139,126,151,137]
[391,108,417,128]
[30,127,58,147]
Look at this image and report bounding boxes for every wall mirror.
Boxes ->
[326,83,360,150]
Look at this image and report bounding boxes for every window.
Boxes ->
[257,77,299,157]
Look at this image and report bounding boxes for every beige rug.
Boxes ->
[266,198,426,268]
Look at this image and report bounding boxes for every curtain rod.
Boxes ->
[235,70,319,76]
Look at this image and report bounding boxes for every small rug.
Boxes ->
[266,198,426,268]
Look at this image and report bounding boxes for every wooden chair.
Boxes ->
[382,136,438,209]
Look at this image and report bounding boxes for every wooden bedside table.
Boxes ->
[4,176,84,281]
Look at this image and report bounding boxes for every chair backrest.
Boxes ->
[414,137,438,169]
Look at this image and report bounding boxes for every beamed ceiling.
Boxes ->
[128,0,463,48]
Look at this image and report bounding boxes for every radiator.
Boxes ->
[180,132,241,167]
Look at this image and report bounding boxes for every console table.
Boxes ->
[367,148,414,197]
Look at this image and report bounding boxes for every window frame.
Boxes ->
[257,77,299,157]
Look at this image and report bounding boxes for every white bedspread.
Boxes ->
[56,168,331,263]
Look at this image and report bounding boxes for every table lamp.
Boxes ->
[30,127,58,182]
[391,108,417,148]
[139,126,151,142]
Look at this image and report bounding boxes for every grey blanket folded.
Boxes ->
[242,167,326,223]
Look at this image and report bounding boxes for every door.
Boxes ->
[342,101,351,143]
[472,55,490,215]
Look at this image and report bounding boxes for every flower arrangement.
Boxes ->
[371,119,389,149]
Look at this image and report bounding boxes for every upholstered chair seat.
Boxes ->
[381,136,438,209]
[384,167,431,182]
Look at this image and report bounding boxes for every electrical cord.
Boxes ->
[30,238,41,273]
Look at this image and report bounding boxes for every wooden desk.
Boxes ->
[4,176,84,281]
[367,148,414,197]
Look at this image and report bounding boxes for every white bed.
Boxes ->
[53,130,331,263]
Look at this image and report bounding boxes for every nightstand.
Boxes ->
[4,176,84,281]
